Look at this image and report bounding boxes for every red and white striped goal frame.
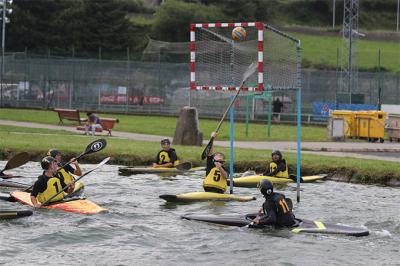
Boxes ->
[190,22,264,92]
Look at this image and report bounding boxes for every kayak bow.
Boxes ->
[160,191,256,203]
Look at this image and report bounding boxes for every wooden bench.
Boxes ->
[54,108,86,125]
[76,118,119,136]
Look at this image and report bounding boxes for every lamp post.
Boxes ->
[0,0,12,107]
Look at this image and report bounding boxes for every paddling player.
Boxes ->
[30,157,75,208]
[263,150,289,178]
[203,132,229,194]
[252,179,295,227]
[47,149,82,185]
[153,139,179,168]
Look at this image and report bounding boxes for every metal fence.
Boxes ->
[0,52,399,122]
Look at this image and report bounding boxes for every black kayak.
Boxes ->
[181,213,369,237]
[0,210,33,219]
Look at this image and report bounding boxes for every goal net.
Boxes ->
[190,22,299,92]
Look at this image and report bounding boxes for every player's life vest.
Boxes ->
[268,161,289,178]
[36,177,65,203]
[203,167,227,192]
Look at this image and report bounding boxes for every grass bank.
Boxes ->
[0,125,399,187]
[290,32,400,73]
[0,108,328,141]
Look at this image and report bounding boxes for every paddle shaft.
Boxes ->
[201,62,257,160]
[215,88,241,133]
[201,89,241,159]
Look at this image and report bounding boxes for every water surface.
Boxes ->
[0,162,398,265]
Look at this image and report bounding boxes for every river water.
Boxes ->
[0,162,399,265]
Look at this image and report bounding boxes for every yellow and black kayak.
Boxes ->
[11,191,107,215]
[119,166,206,176]
[231,174,327,188]
[182,213,369,237]
[160,191,256,203]
[0,210,33,219]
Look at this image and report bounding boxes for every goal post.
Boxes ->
[190,22,264,92]
[189,22,303,202]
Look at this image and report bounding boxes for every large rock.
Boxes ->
[173,106,203,146]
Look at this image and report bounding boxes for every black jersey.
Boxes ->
[259,192,295,227]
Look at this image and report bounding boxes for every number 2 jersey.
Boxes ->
[154,148,178,166]
[203,156,230,192]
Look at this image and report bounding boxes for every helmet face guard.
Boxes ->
[161,139,170,145]
[271,150,282,160]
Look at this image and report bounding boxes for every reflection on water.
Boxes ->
[0,161,399,265]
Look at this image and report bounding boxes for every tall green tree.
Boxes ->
[79,0,132,56]
[151,0,226,42]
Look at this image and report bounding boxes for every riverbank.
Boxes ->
[1,127,399,187]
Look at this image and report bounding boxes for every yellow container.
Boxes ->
[331,110,356,137]
[354,111,386,142]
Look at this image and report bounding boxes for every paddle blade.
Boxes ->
[83,139,107,157]
[241,62,258,85]
[1,152,30,172]
[176,162,192,171]
[201,138,214,160]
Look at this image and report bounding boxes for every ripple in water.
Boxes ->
[0,163,399,265]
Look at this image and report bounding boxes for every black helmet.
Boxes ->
[258,179,273,197]
[41,156,56,170]
[272,150,282,158]
[47,149,60,158]
[161,138,170,145]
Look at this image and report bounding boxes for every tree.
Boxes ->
[151,0,226,42]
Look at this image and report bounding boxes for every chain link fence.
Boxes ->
[1,52,399,123]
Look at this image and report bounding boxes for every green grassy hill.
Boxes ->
[289,31,400,73]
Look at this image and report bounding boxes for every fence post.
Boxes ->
[98,46,102,110]
[69,45,75,109]
[377,49,382,110]
[397,74,400,104]
[126,46,130,114]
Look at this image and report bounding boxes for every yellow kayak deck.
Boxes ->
[232,174,327,188]
[160,191,256,202]
[11,191,108,215]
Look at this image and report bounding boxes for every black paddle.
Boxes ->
[201,62,258,160]
[41,157,110,206]
[175,162,192,171]
[58,139,107,169]
[24,139,107,192]
[0,152,30,178]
